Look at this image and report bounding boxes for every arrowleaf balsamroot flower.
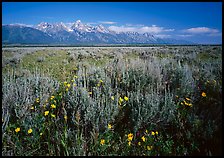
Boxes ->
[28,128,32,134]
[147,145,153,150]
[100,139,105,145]
[202,92,206,97]
[15,127,20,133]
[128,133,134,141]
[44,111,49,116]
[108,124,112,129]
[51,114,56,118]
[124,96,129,101]
[36,98,40,103]
[141,136,146,142]
[51,104,56,109]
[151,131,155,136]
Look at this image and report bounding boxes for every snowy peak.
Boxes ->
[37,22,52,30]
[71,20,92,32]
[95,24,110,33]
[36,22,71,33]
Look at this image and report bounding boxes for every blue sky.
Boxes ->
[2,2,222,44]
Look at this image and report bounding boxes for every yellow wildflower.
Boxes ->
[50,96,55,100]
[151,131,155,136]
[147,145,153,150]
[15,127,20,133]
[184,100,192,107]
[188,103,193,107]
[100,139,105,145]
[124,96,129,101]
[74,75,78,79]
[73,84,77,87]
[30,106,34,110]
[36,98,40,103]
[28,128,32,134]
[99,79,103,83]
[64,81,67,86]
[119,97,123,103]
[64,115,68,120]
[44,111,49,116]
[155,131,158,135]
[89,92,92,95]
[108,124,112,129]
[111,96,115,100]
[66,88,69,92]
[40,133,43,136]
[71,79,74,82]
[128,141,131,146]
[145,129,148,133]
[202,92,206,97]
[186,97,191,101]
[128,133,134,141]
[67,84,71,88]
[141,136,146,142]
[51,104,56,109]
[51,114,56,118]
[138,142,141,146]
[97,83,100,87]
[181,102,184,105]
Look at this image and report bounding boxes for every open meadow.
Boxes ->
[2,45,222,156]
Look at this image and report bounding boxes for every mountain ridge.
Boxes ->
[2,20,195,45]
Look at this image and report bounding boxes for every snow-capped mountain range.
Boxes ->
[2,20,194,44]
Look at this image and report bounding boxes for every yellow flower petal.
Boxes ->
[15,127,20,133]
[124,96,129,101]
[44,111,49,116]
[28,128,32,134]
[202,92,206,97]
[108,124,112,129]
[51,104,56,109]
[127,133,133,141]
[100,139,105,145]
[141,136,146,142]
